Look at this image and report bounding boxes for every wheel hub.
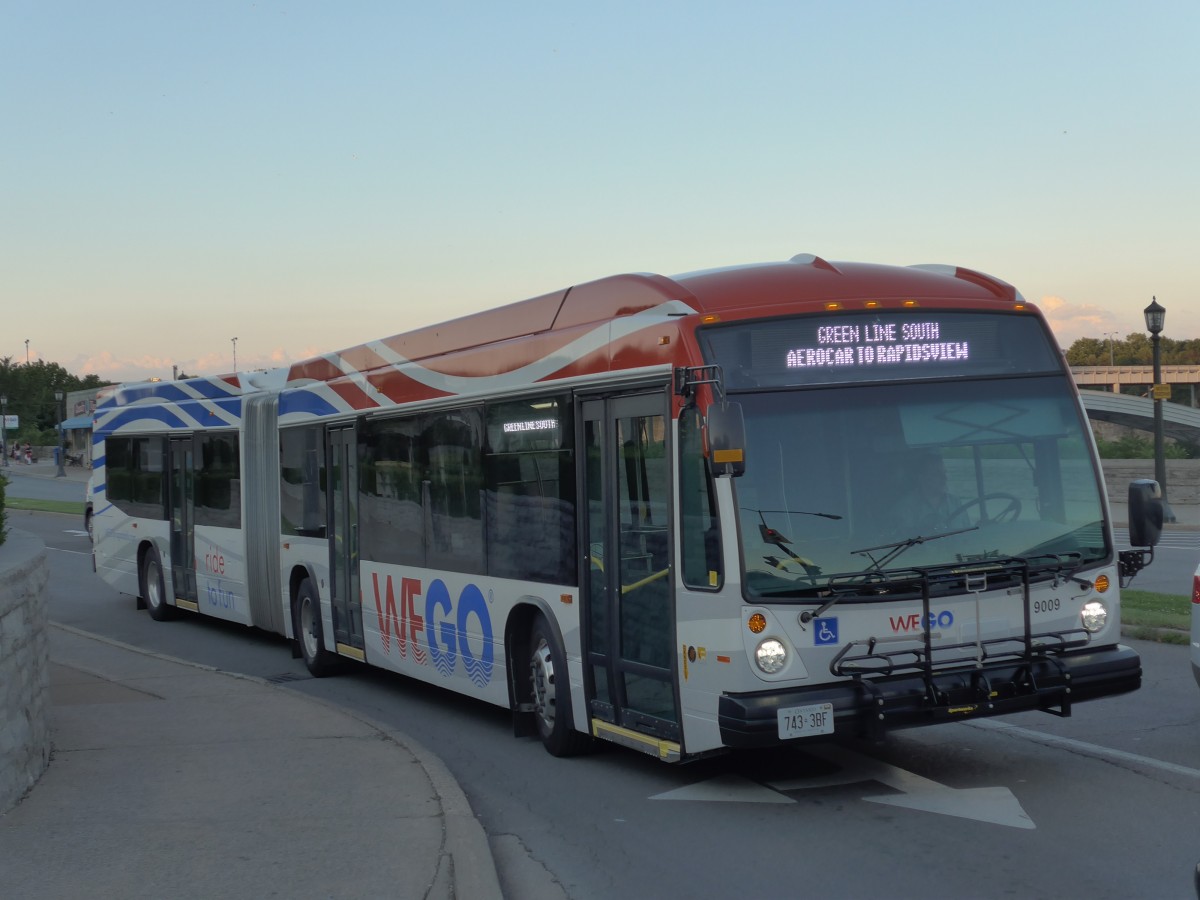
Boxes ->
[530,639,556,729]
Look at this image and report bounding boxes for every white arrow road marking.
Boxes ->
[63,530,90,536]
[650,747,1033,828]
[769,746,1034,830]
[650,774,796,803]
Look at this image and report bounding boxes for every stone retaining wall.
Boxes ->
[0,529,51,814]
[1102,458,1200,526]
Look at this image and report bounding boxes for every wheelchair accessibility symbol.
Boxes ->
[814,617,839,646]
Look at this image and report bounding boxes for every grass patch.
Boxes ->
[5,497,86,516]
[1121,589,1191,633]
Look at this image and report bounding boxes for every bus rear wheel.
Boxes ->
[529,614,590,757]
[140,547,173,622]
[294,577,337,677]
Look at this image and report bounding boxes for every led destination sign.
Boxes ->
[786,321,969,370]
[700,312,1060,389]
[502,418,557,433]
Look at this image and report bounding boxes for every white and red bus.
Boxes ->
[90,254,1164,761]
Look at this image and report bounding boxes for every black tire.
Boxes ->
[294,577,337,677]
[140,546,174,622]
[529,613,590,757]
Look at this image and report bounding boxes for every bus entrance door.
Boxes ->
[168,437,199,610]
[582,393,680,756]
[328,425,365,660]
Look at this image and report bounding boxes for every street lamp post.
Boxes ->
[1,393,7,467]
[1103,331,1118,367]
[54,389,66,478]
[1143,297,1175,523]
[232,336,238,372]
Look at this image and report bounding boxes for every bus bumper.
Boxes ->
[717,644,1141,748]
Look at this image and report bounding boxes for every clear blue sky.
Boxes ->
[4,1,1198,382]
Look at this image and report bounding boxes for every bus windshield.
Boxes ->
[728,375,1108,598]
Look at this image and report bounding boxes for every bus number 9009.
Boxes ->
[1033,598,1061,614]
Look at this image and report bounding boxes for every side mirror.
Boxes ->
[1127,479,1163,548]
[706,402,746,477]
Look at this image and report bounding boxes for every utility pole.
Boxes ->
[1103,331,1117,366]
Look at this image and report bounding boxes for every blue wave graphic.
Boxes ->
[94,406,189,436]
[280,390,340,418]
[463,646,494,687]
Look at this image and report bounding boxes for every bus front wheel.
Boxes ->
[529,614,590,757]
[294,578,337,677]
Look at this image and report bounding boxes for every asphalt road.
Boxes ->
[2,467,88,503]
[18,508,1200,900]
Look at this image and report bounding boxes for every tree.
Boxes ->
[1065,334,1200,367]
[0,356,115,443]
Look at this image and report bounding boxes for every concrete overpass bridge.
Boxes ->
[1078,390,1200,442]
[1072,366,1200,442]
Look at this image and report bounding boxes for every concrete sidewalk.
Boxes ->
[0,626,503,900]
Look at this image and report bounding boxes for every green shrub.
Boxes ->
[1095,434,1193,459]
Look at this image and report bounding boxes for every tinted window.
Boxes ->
[426,408,485,574]
[679,406,720,589]
[485,396,576,584]
[194,432,240,527]
[106,435,166,520]
[360,416,425,566]
[280,426,326,537]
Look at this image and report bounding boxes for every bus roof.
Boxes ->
[287,254,1026,382]
[98,254,1033,414]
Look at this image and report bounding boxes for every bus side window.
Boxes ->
[680,406,722,589]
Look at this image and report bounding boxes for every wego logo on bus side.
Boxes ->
[371,573,494,687]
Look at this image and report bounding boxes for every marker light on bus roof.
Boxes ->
[755,638,787,675]
[1081,601,1108,633]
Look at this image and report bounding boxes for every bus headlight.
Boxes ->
[755,638,788,674]
[1081,601,1108,633]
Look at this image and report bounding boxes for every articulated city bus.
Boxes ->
[90,254,1164,762]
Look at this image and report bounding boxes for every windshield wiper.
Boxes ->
[745,507,841,580]
[852,526,979,573]
[1021,551,1095,589]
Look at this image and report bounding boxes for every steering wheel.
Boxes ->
[948,492,1021,524]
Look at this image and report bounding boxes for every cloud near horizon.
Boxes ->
[1038,295,1125,350]
[74,347,303,385]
